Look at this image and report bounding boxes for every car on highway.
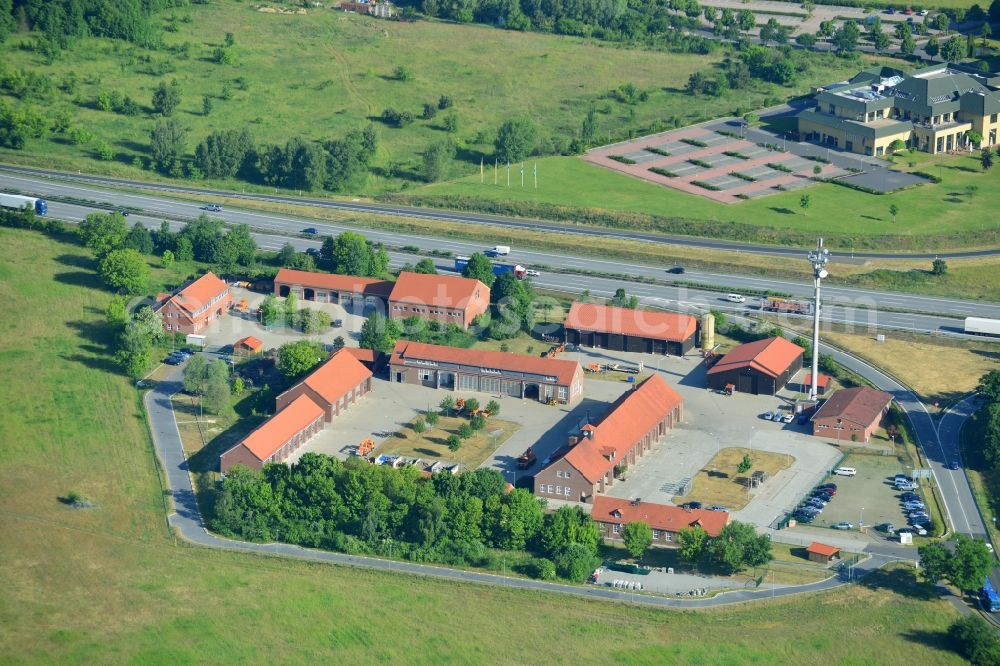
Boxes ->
[117,209,129,217]
[301,227,318,235]
[726,293,746,303]
[833,467,857,477]
[667,266,685,274]
[917,8,927,15]
[525,269,540,277]
[200,204,223,212]
[947,460,960,470]
[831,522,854,530]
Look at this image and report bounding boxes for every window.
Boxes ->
[612,524,620,534]
[664,532,673,542]
[564,486,571,497]
[419,370,433,381]
[992,114,998,123]
[166,324,172,331]
[547,485,554,494]
[558,387,566,400]
[653,530,661,540]
[565,470,571,479]
[555,486,562,494]
[556,470,563,479]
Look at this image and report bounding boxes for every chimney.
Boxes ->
[568,435,579,447]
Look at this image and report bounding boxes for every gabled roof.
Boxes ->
[391,340,580,385]
[297,348,373,405]
[559,374,682,483]
[806,541,840,557]
[389,272,487,309]
[592,496,730,537]
[274,268,392,297]
[234,336,263,351]
[343,347,378,365]
[157,272,229,318]
[237,394,324,462]
[804,373,831,388]
[707,337,804,379]
[564,302,697,343]
[812,386,892,427]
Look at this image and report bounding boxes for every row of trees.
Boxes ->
[182,354,234,416]
[213,457,604,581]
[974,370,1000,470]
[677,522,773,574]
[917,534,994,594]
[106,299,165,379]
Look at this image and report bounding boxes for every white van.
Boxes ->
[726,293,746,303]
[490,245,511,256]
[833,467,857,477]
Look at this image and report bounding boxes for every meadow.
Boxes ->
[0,226,971,663]
[1,1,891,194]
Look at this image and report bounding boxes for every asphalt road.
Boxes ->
[3,170,998,338]
[3,164,1000,262]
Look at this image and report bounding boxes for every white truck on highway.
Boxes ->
[965,317,1000,338]
[487,245,511,256]
[0,192,48,215]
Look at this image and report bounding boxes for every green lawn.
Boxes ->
[0,226,968,662]
[1,1,891,195]
[409,149,1000,247]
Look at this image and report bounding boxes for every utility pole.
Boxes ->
[808,238,830,400]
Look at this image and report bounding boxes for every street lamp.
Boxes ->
[860,506,864,529]
[808,238,830,400]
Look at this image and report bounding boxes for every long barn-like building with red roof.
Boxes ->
[534,373,683,502]
[563,302,698,356]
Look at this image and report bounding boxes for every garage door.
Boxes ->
[502,380,521,397]
[737,373,756,394]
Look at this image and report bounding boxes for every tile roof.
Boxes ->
[560,374,682,483]
[162,272,230,317]
[299,348,374,405]
[592,496,730,537]
[343,347,378,364]
[804,373,831,388]
[274,268,393,296]
[234,336,263,351]
[392,340,580,386]
[812,386,892,428]
[707,337,804,379]
[238,394,324,462]
[389,272,487,309]
[806,541,840,557]
[564,302,697,343]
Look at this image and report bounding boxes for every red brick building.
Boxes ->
[811,386,893,443]
[273,268,392,309]
[275,348,374,422]
[389,340,583,403]
[220,394,325,473]
[591,496,730,547]
[534,374,683,502]
[388,272,489,330]
[706,337,805,396]
[155,272,232,335]
[563,302,698,356]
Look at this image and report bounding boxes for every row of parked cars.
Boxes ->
[792,483,838,524]
[164,349,192,365]
[896,474,932,535]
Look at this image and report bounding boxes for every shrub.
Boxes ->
[730,171,755,182]
[412,417,427,434]
[690,180,721,191]
[644,146,670,156]
[680,138,707,147]
[648,167,678,178]
[767,162,793,173]
[608,155,636,165]
[425,411,439,426]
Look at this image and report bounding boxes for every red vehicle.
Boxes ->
[903,6,913,14]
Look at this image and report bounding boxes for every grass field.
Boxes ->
[0,2,896,193]
[679,447,795,511]
[412,148,1000,245]
[376,415,519,469]
[0,226,970,663]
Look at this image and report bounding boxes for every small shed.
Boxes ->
[804,373,831,396]
[233,336,264,356]
[806,541,841,564]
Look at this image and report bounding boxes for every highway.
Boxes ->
[2,170,998,338]
[3,164,1000,261]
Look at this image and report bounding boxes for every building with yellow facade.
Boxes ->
[797,64,1000,157]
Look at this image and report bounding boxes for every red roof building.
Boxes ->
[591,496,731,546]
[389,340,583,403]
[273,268,393,306]
[806,541,841,563]
[811,386,893,444]
[233,336,264,356]
[388,272,490,330]
[804,373,831,396]
[276,348,374,422]
[155,272,233,335]
[534,374,683,502]
[706,337,805,395]
[220,394,326,473]
[564,302,698,356]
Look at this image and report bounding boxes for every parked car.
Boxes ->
[898,526,928,536]
[877,523,896,534]
[807,499,827,509]
[708,505,728,512]
[781,413,794,424]
[833,467,857,477]
[831,522,854,530]
[164,355,182,365]
[818,483,838,491]
[332,319,343,328]
[903,502,926,511]
[917,9,927,15]
[761,411,776,420]
[896,481,918,491]
[794,513,815,524]
[684,501,703,510]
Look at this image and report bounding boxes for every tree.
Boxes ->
[981,148,994,171]
[678,526,709,564]
[611,288,638,309]
[277,242,298,267]
[948,615,1000,666]
[899,32,916,57]
[554,543,601,582]
[150,119,187,174]
[425,411,439,426]
[359,313,401,353]
[948,534,993,593]
[925,36,940,58]
[917,541,951,584]
[621,521,653,560]
[151,80,181,116]
[78,212,128,258]
[871,28,890,52]
[174,236,194,262]
[447,434,462,451]
[737,9,755,33]
[115,323,153,379]
[457,423,473,439]
[736,454,752,474]
[760,18,781,45]
[202,95,213,116]
[486,400,500,416]
[440,395,456,416]
[470,413,486,431]
[327,231,385,277]
[99,249,149,294]
[795,32,816,47]
[194,128,254,179]
[703,5,717,23]
[889,204,899,223]
[277,340,325,378]
[421,140,455,182]
[461,252,496,288]
[707,521,773,574]
[494,117,537,163]
[106,294,129,327]
[540,505,601,557]
[941,37,966,63]
[131,306,164,344]
[412,258,437,274]
[183,354,209,395]
[799,194,810,213]
[124,222,154,255]
[977,370,1000,402]
[412,417,427,434]
[818,19,835,38]
[443,113,458,133]
[833,20,860,52]
[464,398,480,414]
[932,258,948,276]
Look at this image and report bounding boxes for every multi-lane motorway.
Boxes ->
[2,169,998,338]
